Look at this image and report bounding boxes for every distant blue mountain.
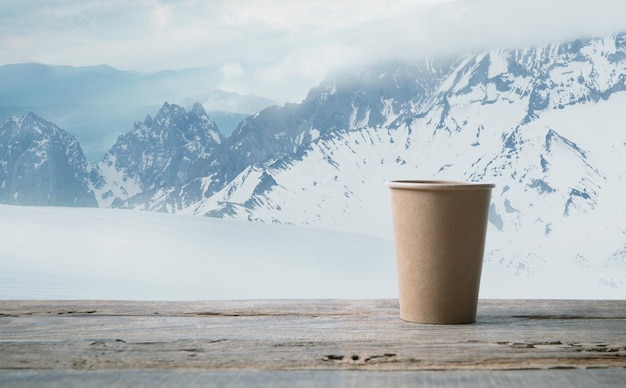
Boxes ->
[0,63,276,160]
[0,63,137,106]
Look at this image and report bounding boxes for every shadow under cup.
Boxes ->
[386,180,495,324]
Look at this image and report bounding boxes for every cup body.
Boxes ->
[386,180,494,324]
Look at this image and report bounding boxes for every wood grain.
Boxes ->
[1,299,625,386]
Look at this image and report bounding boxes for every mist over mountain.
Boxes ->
[0,63,276,160]
[1,32,625,295]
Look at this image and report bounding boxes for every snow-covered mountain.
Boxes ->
[184,35,625,217]
[174,33,626,293]
[1,32,625,296]
[91,102,224,209]
[0,112,96,206]
[141,58,456,213]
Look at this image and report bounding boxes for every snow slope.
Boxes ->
[0,205,395,300]
[1,205,623,300]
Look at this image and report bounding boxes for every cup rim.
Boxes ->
[386,180,495,190]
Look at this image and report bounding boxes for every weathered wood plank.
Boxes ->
[1,369,626,388]
[0,299,625,373]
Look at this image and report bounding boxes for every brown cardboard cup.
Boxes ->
[386,180,495,324]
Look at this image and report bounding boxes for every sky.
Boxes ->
[1,0,626,102]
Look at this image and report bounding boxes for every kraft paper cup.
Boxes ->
[386,180,495,324]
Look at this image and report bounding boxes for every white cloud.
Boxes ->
[1,0,626,101]
[333,0,626,62]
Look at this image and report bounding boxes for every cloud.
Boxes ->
[334,0,626,63]
[1,0,626,102]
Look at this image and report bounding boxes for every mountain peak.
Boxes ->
[191,102,207,117]
[6,111,63,139]
[158,101,174,113]
[23,111,42,121]
[93,102,225,208]
[0,112,95,207]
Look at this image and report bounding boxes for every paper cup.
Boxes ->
[386,180,495,324]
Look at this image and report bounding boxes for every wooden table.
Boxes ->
[1,299,625,387]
